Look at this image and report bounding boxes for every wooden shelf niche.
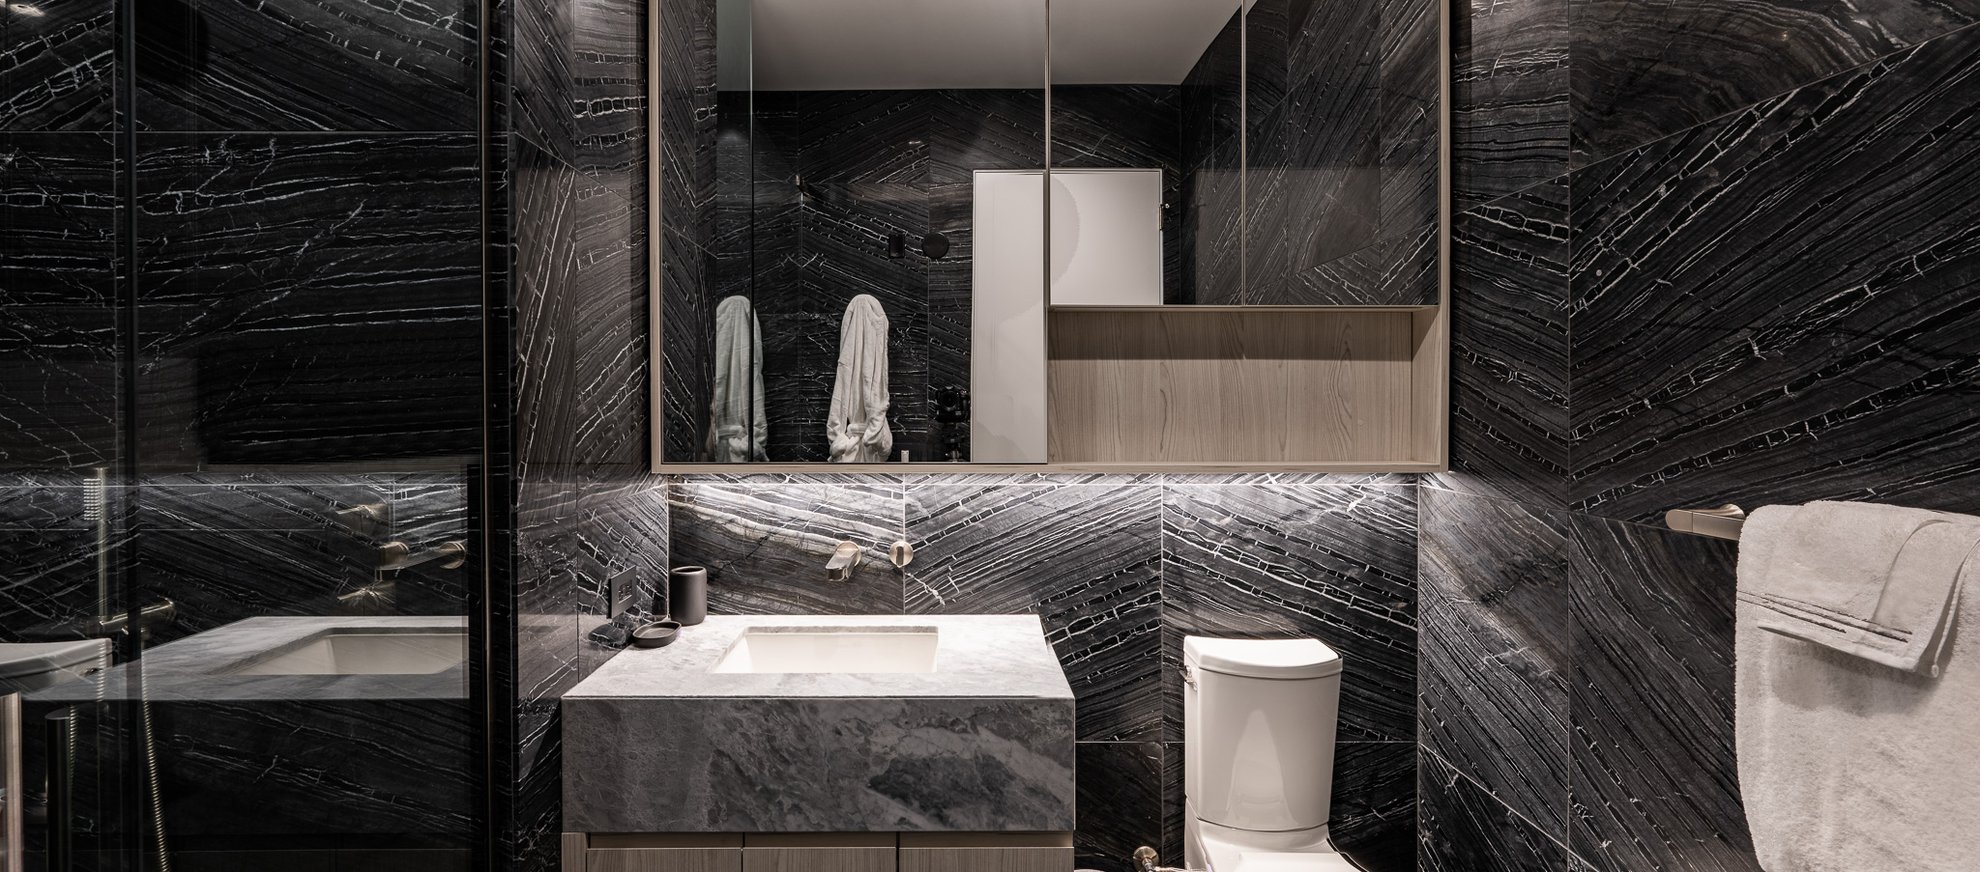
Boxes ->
[1046,306,1447,468]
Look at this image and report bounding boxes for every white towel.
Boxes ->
[1736,501,1976,675]
[1736,548,1980,871]
[826,294,892,463]
[707,295,766,462]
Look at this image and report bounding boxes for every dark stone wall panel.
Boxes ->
[1569,0,1980,164]
[1567,515,1755,872]
[1568,30,1980,523]
[1419,489,1569,839]
[907,480,1162,742]
[133,0,479,132]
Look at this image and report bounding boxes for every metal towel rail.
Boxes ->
[1664,504,1747,541]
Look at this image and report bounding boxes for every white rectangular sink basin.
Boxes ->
[230,630,466,676]
[711,627,939,674]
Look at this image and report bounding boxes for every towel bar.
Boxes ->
[1665,505,1746,541]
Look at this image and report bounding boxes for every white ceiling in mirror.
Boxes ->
[745,0,1237,91]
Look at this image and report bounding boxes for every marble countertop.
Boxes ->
[565,614,1075,700]
[28,616,469,703]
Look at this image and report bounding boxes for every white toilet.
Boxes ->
[1183,635,1358,872]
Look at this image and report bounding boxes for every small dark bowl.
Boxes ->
[630,620,682,649]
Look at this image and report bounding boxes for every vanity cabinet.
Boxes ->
[565,834,1073,872]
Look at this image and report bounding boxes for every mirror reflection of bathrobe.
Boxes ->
[828,294,892,463]
[708,295,767,462]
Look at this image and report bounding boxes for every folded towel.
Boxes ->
[827,294,892,463]
[1737,501,1979,675]
[707,295,767,462]
[1736,553,1980,871]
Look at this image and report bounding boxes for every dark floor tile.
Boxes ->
[1419,489,1569,839]
[1566,516,1758,872]
[908,481,1162,740]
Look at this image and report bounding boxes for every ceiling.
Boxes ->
[737,0,1241,91]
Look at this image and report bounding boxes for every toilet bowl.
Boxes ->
[1182,636,1359,872]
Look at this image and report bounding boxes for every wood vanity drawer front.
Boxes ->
[589,847,743,872]
[745,846,897,872]
[899,847,1072,872]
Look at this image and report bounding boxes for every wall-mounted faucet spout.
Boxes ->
[826,541,863,581]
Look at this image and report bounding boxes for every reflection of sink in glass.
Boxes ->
[230,630,466,676]
[711,628,939,674]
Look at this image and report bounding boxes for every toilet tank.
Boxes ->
[1183,636,1342,833]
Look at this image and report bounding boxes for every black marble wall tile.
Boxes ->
[667,477,905,615]
[132,0,478,132]
[1452,0,1569,208]
[1566,516,1755,872]
[139,473,393,533]
[154,698,475,840]
[1419,489,1569,840]
[510,0,578,161]
[1431,180,1569,508]
[566,181,647,470]
[1161,483,1417,742]
[652,0,714,459]
[573,0,647,198]
[0,306,120,470]
[1377,0,1441,243]
[1075,743,1163,872]
[1420,752,1568,872]
[1180,14,1242,305]
[933,88,1044,185]
[1330,742,1417,872]
[1569,0,1978,165]
[1287,221,1438,307]
[1250,0,1381,292]
[135,527,377,641]
[132,133,482,466]
[906,480,1162,741]
[0,0,114,130]
[1567,30,1980,523]
[0,526,106,641]
[0,133,116,307]
[1160,740,1185,863]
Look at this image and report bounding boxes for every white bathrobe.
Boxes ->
[827,294,892,463]
[707,295,767,462]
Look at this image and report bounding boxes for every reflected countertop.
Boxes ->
[27,616,469,704]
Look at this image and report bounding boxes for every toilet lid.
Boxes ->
[1185,636,1343,679]
[1237,853,1360,872]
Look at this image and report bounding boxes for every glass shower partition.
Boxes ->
[2,0,494,867]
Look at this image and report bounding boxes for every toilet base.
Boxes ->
[1185,808,1354,872]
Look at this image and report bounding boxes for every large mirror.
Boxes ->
[656,0,1443,466]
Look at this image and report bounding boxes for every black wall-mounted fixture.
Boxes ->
[921,231,951,260]
[887,230,908,259]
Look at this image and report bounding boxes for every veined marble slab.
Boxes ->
[563,614,1076,833]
